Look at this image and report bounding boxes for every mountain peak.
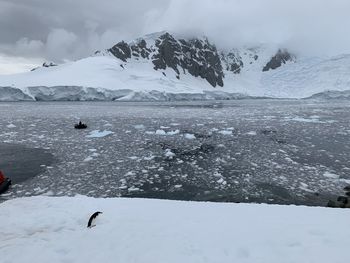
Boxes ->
[102,32,295,87]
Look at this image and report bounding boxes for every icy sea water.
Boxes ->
[0,100,349,206]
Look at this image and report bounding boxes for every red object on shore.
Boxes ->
[0,170,6,184]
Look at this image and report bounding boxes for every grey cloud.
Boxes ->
[1,0,350,64]
[0,0,170,61]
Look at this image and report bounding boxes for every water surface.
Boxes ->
[0,100,349,206]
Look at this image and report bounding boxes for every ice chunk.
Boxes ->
[184,133,196,139]
[86,130,114,138]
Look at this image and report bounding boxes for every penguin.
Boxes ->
[87,211,103,228]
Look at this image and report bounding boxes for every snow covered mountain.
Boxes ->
[0,31,350,101]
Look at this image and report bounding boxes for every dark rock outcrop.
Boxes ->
[152,33,182,74]
[152,33,224,87]
[327,186,350,208]
[108,41,131,62]
[108,32,224,87]
[107,32,294,87]
[31,62,58,71]
[179,38,224,87]
[43,62,57,68]
[263,49,295,72]
[337,196,348,204]
[221,52,243,74]
[131,39,152,59]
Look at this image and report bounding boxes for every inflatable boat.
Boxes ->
[74,122,87,129]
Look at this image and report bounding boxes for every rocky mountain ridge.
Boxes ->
[103,32,295,87]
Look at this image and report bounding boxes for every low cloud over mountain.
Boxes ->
[1,0,350,73]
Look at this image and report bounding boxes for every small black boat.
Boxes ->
[0,178,11,195]
[74,121,87,129]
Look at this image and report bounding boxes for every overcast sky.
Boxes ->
[1,0,350,74]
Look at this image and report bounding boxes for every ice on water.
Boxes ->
[0,100,349,206]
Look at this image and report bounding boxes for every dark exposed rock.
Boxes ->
[152,33,181,74]
[130,39,151,59]
[327,200,337,208]
[151,33,224,87]
[108,41,131,62]
[106,32,296,88]
[31,62,57,71]
[43,62,57,68]
[183,38,224,87]
[337,196,348,204]
[327,185,350,208]
[263,49,295,72]
[221,52,243,74]
[229,63,242,73]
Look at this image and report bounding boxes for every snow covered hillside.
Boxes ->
[0,32,350,101]
[0,196,349,263]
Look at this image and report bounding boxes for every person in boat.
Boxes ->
[0,170,5,184]
[0,170,11,194]
[75,121,87,129]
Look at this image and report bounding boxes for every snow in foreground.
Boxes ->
[1,196,349,263]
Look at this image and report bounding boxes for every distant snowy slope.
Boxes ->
[260,55,350,98]
[0,55,214,94]
[0,32,350,100]
[1,196,349,263]
[306,89,350,100]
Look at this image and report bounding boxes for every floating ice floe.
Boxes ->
[167,130,180,135]
[184,133,196,139]
[134,124,145,130]
[83,156,94,162]
[148,129,180,135]
[218,130,233,135]
[246,131,257,136]
[86,130,114,138]
[284,116,336,124]
[6,124,16,128]
[155,129,166,135]
[128,186,140,192]
[165,149,176,159]
[323,171,340,179]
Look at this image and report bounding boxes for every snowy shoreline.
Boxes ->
[1,85,349,102]
[1,195,349,263]
[0,85,270,101]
